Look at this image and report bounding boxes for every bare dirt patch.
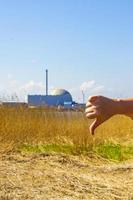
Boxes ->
[0,152,133,200]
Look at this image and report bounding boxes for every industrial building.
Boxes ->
[28,70,73,107]
[28,88,73,107]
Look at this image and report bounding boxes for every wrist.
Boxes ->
[112,98,124,115]
[112,98,133,115]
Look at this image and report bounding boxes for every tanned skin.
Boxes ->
[85,96,133,135]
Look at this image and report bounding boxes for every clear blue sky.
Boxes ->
[0,0,133,102]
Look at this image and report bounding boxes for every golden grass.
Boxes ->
[0,105,133,147]
[0,106,133,199]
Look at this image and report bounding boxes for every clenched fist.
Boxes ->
[85,96,119,135]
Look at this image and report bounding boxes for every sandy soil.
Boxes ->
[0,152,133,200]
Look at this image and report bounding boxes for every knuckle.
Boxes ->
[88,95,96,102]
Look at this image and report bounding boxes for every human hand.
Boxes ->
[85,96,118,135]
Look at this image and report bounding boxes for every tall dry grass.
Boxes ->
[0,106,133,148]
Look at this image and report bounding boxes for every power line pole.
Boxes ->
[82,90,85,104]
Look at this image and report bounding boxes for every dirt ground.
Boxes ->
[0,152,133,200]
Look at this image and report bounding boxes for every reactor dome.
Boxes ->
[51,88,72,102]
[51,89,70,96]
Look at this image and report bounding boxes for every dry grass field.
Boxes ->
[0,106,133,200]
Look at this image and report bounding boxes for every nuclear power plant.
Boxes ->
[28,70,74,107]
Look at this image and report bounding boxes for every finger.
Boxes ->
[86,112,97,119]
[85,106,95,114]
[86,102,92,108]
[89,118,103,135]
[88,96,99,103]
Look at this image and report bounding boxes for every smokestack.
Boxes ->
[46,69,48,95]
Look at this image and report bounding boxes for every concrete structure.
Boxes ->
[28,89,73,107]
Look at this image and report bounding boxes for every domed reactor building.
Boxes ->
[28,70,73,107]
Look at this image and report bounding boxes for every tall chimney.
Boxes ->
[46,69,48,95]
